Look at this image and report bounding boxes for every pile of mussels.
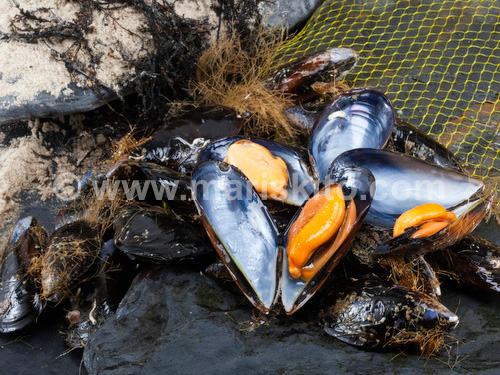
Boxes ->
[0,47,498,356]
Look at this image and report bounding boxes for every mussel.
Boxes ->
[268,48,358,102]
[41,221,100,302]
[391,118,464,172]
[440,235,500,294]
[0,217,46,333]
[285,103,462,173]
[192,160,374,313]
[319,278,458,349]
[329,149,490,257]
[198,136,316,206]
[106,160,196,221]
[113,204,213,262]
[129,105,242,173]
[309,89,395,181]
[64,240,137,348]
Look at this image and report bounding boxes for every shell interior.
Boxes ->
[309,88,395,181]
[198,136,316,206]
[192,161,280,312]
[329,148,485,228]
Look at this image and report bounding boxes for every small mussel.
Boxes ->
[309,89,395,181]
[441,235,500,294]
[40,221,100,302]
[113,204,213,262]
[268,48,358,102]
[319,278,458,350]
[284,103,327,133]
[0,217,47,333]
[192,160,374,313]
[106,160,196,221]
[129,105,242,173]
[64,240,137,348]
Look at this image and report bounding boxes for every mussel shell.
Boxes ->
[106,160,196,221]
[192,161,280,312]
[392,118,463,172]
[284,103,327,133]
[198,136,316,206]
[310,89,395,181]
[64,239,137,348]
[371,191,491,258]
[41,221,100,302]
[328,148,484,228]
[0,217,45,333]
[442,235,500,294]
[130,137,209,174]
[113,204,213,262]
[129,105,242,173]
[268,48,358,102]
[153,105,242,142]
[281,166,375,314]
[319,278,458,349]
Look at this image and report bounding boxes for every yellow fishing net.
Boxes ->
[281,0,500,215]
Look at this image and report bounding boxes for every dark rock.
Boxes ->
[84,265,500,375]
[258,0,324,30]
[0,84,119,125]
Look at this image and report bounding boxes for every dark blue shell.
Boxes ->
[0,217,45,333]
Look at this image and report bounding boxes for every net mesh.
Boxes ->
[280,0,500,216]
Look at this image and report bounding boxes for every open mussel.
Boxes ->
[0,217,46,333]
[281,166,375,313]
[192,160,374,314]
[329,149,490,257]
[198,136,316,206]
[309,89,395,181]
[319,278,458,350]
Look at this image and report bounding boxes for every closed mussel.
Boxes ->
[268,48,358,102]
[113,204,213,262]
[319,278,459,350]
[441,235,500,294]
[129,105,242,173]
[0,217,46,333]
[40,221,100,302]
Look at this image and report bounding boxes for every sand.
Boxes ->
[0,118,107,227]
[0,0,152,104]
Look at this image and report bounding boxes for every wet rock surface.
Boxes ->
[83,263,500,375]
[0,85,120,125]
